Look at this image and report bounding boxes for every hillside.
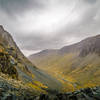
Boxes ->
[29,34,100,91]
[0,25,63,96]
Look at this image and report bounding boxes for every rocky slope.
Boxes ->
[0,25,63,95]
[1,78,100,100]
[34,87,100,100]
[29,34,100,91]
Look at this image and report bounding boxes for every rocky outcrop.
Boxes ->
[34,87,100,100]
[0,49,18,79]
[79,35,100,56]
[1,86,100,100]
[0,78,36,100]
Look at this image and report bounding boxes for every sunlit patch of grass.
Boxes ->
[27,81,48,93]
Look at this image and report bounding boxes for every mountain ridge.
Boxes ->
[29,34,100,90]
[29,34,100,57]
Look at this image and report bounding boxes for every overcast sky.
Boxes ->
[0,0,100,56]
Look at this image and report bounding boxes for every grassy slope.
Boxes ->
[29,50,100,92]
[67,53,100,89]
[30,36,100,90]
[29,53,79,91]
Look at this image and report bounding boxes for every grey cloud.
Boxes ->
[15,32,67,51]
[85,0,97,4]
[60,0,100,35]
[0,0,46,16]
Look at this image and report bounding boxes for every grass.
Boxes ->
[30,52,100,91]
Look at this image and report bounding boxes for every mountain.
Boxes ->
[29,34,100,91]
[1,25,100,99]
[0,25,63,98]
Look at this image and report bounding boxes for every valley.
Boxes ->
[0,25,100,100]
[29,35,100,91]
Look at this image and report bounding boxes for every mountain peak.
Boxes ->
[0,25,4,31]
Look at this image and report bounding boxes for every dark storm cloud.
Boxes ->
[0,0,100,56]
[85,0,97,4]
[0,0,45,16]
